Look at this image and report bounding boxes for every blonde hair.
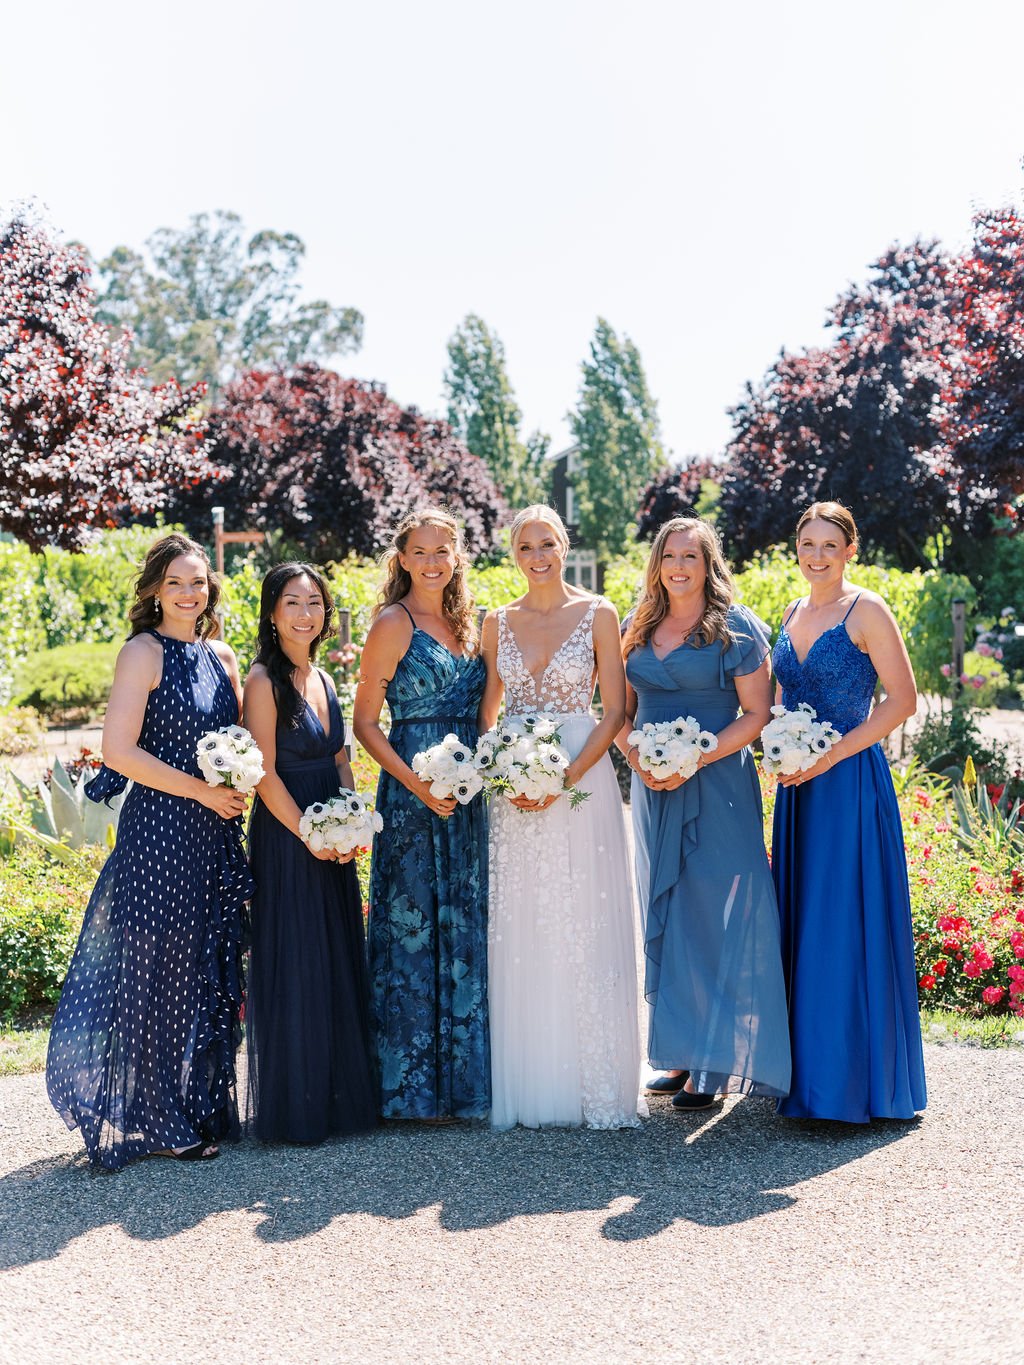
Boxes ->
[509,504,571,568]
[373,506,477,651]
[622,517,735,658]
[796,501,859,548]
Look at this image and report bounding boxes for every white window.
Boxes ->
[564,550,597,592]
[565,483,577,527]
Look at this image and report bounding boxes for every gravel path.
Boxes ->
[1,1044,1021,1364]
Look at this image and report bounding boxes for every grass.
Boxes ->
[0,1020,49,1076]
[920,1007,1024,1049]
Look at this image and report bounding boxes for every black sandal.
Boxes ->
[151,1143,220,1161]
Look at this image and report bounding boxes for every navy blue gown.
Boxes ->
[772,599,927,1122]
[368,619,490,1120]
[627,605,791,1097]
[46,632,252,1170]
[246,674,377,1143]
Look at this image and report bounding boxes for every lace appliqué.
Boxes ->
[497,599,599,716]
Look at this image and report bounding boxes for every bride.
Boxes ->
[480,505,643,1129]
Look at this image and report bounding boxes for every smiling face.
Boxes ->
[272,573,326,654]
[513,518,565,584]
[658,527,707,605]
[796,517,855,588]
[158,554,210,631]
[398,522,456,592]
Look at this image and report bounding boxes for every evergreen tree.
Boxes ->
[444,314,547,507]
[568,318,665,562]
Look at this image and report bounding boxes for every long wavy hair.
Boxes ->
[127,533,222,640]
[795,500,859,548]
[253,563,337,730]
[622,516,735,658]
[372,507,477,651]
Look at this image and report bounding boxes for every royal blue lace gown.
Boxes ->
[627,605,791,1098]
[246,674,377,1143]
[46,632,252,1170]
[368,616,490,1119]
[772,599,927,1122]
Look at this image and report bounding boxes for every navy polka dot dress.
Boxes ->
[46,631,254,1170]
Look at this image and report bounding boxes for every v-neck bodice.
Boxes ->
[385,628,485,726]
[497,599,599,715]
[772,622,877,735]
[275,669,344,771]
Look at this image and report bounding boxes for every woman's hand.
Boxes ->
[507,792,560,811]
[778,753,833,788]
[628,751,703,792]
[407,774,457,818]
[196,782,249,820]
[307,843,356,863]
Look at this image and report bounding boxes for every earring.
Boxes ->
[154,598,162,615]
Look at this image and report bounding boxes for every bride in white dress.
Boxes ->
[480,505,643,1130]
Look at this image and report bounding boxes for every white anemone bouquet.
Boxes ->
[475,713,589,810]
[760,703,841,776]
[299,790,383,855]
[411,733,484,805]
[628,715,718,781]
[196,725,265,792]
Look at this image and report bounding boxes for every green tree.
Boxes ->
[444,314,548,507]
[568,318,665,562]
[93,211,363,396]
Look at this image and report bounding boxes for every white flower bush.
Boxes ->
[760,703,841,776]
[475,713,588,809]
[627,715,718,781]
[412,732,484,804]
[195,725,265,792]
[299,790,383,855]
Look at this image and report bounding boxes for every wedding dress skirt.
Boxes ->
[488,714,643,1130]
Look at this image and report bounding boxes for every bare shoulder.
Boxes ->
[366,603,414,644]
[244,661,272,693]
[849,589,897,626]
[114,632,162,682]
[209,639,238,667]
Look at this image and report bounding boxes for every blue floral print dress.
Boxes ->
[367,613,490,1119]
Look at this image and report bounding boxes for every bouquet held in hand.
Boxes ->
[196,725,265,792]
[628,715,718,780]
[411,733,484,805]
[760,703,841,776]
[475,713,589,809]
[299,791,383,855]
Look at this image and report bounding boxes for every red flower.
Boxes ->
[933,960,948,977]
[937,915,954,932]
[919,974,937,991]
[982,986,1005,1005]
[922,845,932,859]
[943,937,960,953]
[963,961,982,978]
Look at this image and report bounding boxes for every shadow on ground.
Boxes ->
[0,1096,916,1267]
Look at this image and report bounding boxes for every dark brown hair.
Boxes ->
[254,563,337,729]
[127,533,221,639]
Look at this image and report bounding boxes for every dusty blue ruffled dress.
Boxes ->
[627,604,791,1097]
[772,599,926,1122]
[46,632,252,1169]
[367,617,490,1119]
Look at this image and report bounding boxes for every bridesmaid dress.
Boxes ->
[367,605,490,1119]
[772,596,927,1122]
[46,631,252,1170]
[627,604,791,1097]
[246,672,377,1143]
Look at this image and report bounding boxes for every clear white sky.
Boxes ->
[3,0,1024,462]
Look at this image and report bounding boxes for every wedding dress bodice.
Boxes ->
[496,599,599,716]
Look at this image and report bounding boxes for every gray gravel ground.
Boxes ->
[1,1043,1021,1365]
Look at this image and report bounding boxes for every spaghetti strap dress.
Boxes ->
[367,603,490,1120]
[46,631,252,1169]
[772,595,927,1122]
[246,672,377,1143]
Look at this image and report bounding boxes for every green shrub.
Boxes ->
[0,540,47,704]
[0,843,102,1023]
[909,702,1000,781]
[0,705,46,756]
[14,642,120,718]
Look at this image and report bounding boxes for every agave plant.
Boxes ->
[951,757,1024,860]
[10,756,123,849]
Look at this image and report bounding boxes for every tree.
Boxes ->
[94,211,363,396]
[636,459,718,539]
[0,216,222,553]
[568,318,665,562]
[938,205,1024,541]
[167,366,507,561]
[718,242,956,568]
[443,314,548,506]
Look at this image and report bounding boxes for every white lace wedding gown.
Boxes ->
[488,599,643,1130]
